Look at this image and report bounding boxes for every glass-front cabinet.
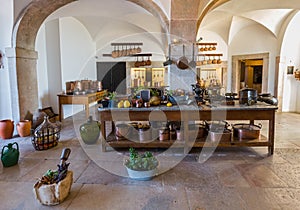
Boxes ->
[130,67,165,88]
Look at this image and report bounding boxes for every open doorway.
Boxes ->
[232,53,269,94]
[240,59,263,93]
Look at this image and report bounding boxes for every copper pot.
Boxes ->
[233,123,262,140]
[208,128,232,142]
[176,45,189,70]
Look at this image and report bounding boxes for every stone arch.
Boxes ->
[196,0,230,33]
[8,0,169,121]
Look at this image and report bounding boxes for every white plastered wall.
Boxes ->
[280,12,300,112]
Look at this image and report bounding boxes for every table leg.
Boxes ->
[268,114,275,156]
[101,120,106,152]
[85,104,89,119]
[184,121,190,154]
[59,102,63,121]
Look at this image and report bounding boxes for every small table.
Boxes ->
[57,90,107,121]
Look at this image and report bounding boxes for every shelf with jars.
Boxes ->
[130,67,165,88]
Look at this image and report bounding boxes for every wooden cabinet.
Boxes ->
[130,67,165,88]
[98,103,277,155]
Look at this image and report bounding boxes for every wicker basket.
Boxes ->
[31,116,61,150]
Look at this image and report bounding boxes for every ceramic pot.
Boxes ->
[125,166,158,181]
[0,119,14,139]
[79,116,100,144]
[17,120,32,137]
[1,142,19,167]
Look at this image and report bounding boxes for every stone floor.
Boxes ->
[0,111,300,210]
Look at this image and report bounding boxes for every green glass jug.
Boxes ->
[79,116,100,145]
[1,142,19,167]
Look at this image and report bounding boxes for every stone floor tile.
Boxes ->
[0,181,82,210]
[269,163,300,188]
[236,163,288,188]
[208,162,251,187]
[264,188,300,206]
[161,161,221,189]
[237,187,282,209]
[68,184,189,210]
[19,159,89,183]
[0,158,43,181]
[186,186,246,210]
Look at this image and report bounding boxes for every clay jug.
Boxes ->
[16,120,31,137]
[0,119,14,139]
[1,142,19,167]
[79,116,100,145]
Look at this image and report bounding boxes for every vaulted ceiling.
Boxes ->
[45,0,300,47]
[200,0,300,44]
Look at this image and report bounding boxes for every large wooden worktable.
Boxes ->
[58,90,107,121]
[98,102,277,155]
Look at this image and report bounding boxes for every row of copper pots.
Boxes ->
[198,45,217,52]
[111,45,142,58]
[134,56,151,67]
[196,57,222,66]
[205,121,262,142]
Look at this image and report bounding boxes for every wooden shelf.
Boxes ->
[197,53,223,57]
[105,132,269,149]
[111,42,143,46]
[196,42,217,45]
[193,135,269,147]
[102,53,152,57]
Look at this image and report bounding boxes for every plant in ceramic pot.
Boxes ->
[108,91,117,108]
[33,148,72,206]
[124,147,159,180]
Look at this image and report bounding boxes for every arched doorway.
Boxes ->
[8,0,169,121]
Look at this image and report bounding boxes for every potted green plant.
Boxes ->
[108,91,117,108]
[124,148,159,180]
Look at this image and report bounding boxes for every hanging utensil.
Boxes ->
[189,43,196,69]
[217,55,222,64]
[111,45,117,58]
[146,55,151,66]
[176,44,189,70]
[163,44,173,66]
[208,56,212,64]
[137,44,142,53]
[212,56,217,64]
[134,57,140,67]
[202,55,207,65]
[116,45,121,57]
[141,56,146,66]
[141,70,145,80]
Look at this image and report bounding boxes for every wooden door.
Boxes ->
[97,62,126,94]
